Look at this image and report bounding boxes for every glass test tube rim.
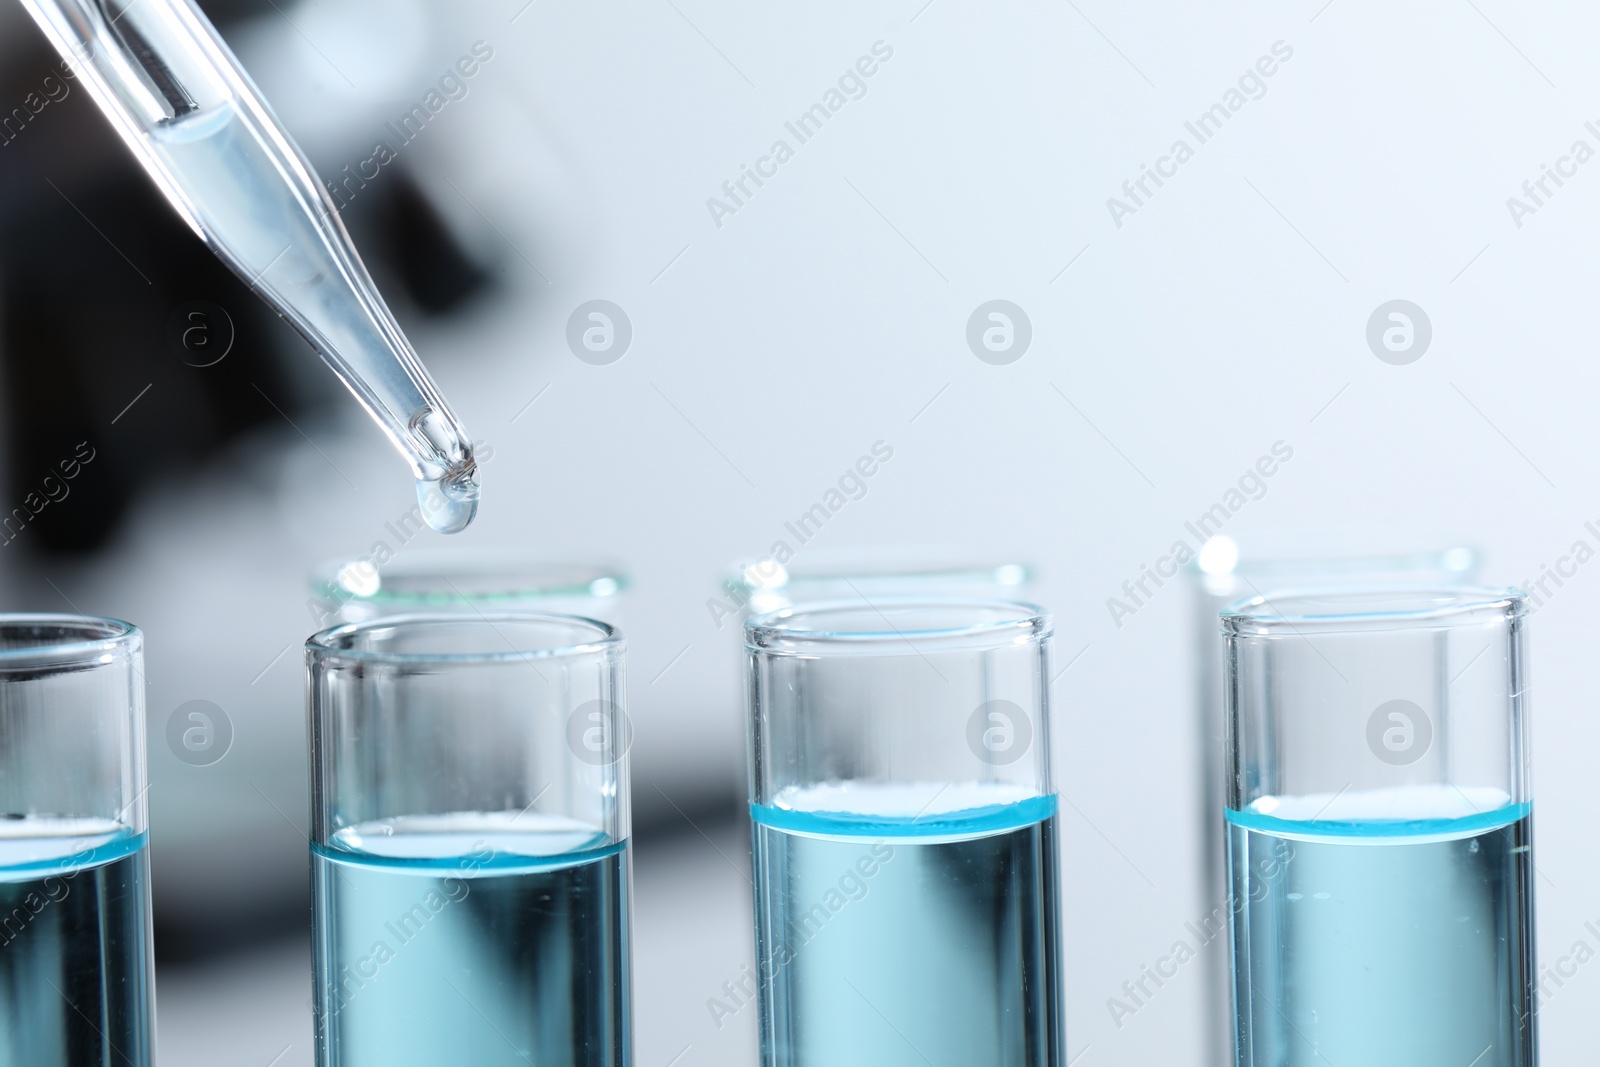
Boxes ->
[0,613,142,670]
[1204,547,1478,575]
[307,611,622,666]
[1190,543,1479,573]
[729,556,1034,594]
[745,596,1050,656]
[1221,584,1525,637]
[1193,542,1478,596]
[309,553,630,608]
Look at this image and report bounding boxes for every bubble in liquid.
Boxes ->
[417,466,480,534]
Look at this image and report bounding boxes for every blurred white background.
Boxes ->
[4,0,1600,1063]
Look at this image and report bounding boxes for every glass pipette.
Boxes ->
[18,0,481,532]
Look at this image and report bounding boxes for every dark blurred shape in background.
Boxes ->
[0,1,492,555]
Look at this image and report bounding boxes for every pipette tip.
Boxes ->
[418,465,480,535]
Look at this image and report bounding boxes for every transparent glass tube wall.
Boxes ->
[1189,542,1476,1067]
[745,599,1063,1067]
[0,615,153,1066]
[1222,588,1535,1067]
[307,613,633,1067]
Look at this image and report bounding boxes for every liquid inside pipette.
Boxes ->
[148,106,478,534]
[19,0,484,532]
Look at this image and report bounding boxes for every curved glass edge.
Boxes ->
[332,581,627,606]
[0,614,142,670]
[1185,542,1479,581]
[1224,801,1530,843]
[311,835,626,877]
[1220,585,1526,637]
[306,611,623,665]
[745,597,1051,655]
[310,556,629,606]
[0,828,148,882]
[726,559,1034,594]
[750,793,1057,840]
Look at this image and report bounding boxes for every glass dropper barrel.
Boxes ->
[20,0,480,532]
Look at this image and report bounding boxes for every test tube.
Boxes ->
[0,615,153,1066]
[308,613,632,1067]
[723,548,1033,620]
[1189,540,1477,1067]
[309,552,628,627]
[1222,587,1535,1067]
[745,599,1063,1067]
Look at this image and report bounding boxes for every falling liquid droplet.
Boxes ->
[418,465,480,535]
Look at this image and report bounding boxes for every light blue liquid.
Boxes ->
[1228,790,1535,1067]
[150,108,481,533]
[312,815,630,1067]
[0,822,153,1067]
[751,785,1062,1067]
